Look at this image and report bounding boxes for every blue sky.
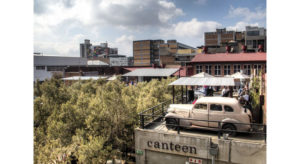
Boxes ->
[34,0,266,57]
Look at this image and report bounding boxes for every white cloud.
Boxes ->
[34,0,184,56]
[227,6,266,22]
[227,21,259,31]
[160,18,221,45]
[111,35,134,57]
[195,0,207,5]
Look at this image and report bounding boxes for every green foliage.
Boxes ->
[34,77,177,163]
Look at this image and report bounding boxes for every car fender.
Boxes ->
[222,118,250,131]
[165,113,191,127]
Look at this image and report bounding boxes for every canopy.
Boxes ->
[169,77,235,86]
[192,72,214,77]
[122,68,179,77]
[228,72,250,79]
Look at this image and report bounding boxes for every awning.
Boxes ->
[122,68,179,77]
[168,77,235,86]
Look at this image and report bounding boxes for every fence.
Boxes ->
[139,100,267,142]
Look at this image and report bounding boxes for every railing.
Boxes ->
[139,96,185,129]
[139,110,267,143]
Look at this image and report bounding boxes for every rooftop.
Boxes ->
[191,52,266,63]
[122,68,179,77]
[34,55,88,66]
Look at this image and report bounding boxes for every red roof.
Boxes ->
[191,52,266,63]
[173,66,187,77]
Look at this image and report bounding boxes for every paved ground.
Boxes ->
[147,121,266,144]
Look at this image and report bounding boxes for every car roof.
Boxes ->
[196,97,239,105]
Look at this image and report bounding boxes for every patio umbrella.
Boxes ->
[229,72,250,79]
[192,72,214,77]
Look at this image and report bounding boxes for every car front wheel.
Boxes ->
[166,118,177,130]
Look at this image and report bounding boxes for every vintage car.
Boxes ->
[165,97,252,136]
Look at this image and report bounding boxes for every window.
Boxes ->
[247,31,259,36]
[210,104,222,111]
[224,65,231,75]
[234,65,241,73]
[36,66,45,70]
[246,40,252,46]
[265,64,267,73]
[254,64,262,75]
[224,105,234,112]
[214,65,221,76]
[205,65,212,75]
[194,104,207,110]
[243,64,251,75]
[196,65,202,74]
[47,66,64,72]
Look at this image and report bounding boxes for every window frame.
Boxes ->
[210,104,223,112]
[205,65,212,75]
[214,65,221,76]
[224,64,231,75]
[196,65,202,74]
[194,103,207,110]
[224,105,234,112]
[233,64,241,73]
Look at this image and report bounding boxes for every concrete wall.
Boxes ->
[135,129,266,164]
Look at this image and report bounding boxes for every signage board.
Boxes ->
[136,149,144,155]
[188,158,202,164]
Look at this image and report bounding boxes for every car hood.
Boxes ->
[167,104,193,115]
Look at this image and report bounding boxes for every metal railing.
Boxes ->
[139,109,267,142]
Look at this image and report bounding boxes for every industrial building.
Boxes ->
[133,39,194,66]
[245,26,267,52]
[34,55,110,81]
[190,49,266,77]
[204,26,266,53]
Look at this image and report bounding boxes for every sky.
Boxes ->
[34,0,266,57]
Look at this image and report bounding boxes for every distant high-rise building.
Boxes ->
[80,39,92,58]
[205,28,243,47]
[245,26,266,52]
[133,39,164,66]
[133,39,194,66]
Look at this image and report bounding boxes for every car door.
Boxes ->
[208,104,224,128]
[190,103,208,127]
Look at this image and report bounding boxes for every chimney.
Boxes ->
[258,44,264,52]
[226,46,231,53]
[242,45,247,53]
[203,46,208,54]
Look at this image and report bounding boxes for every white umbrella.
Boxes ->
[229,72,250,79]
[192,72,214,77]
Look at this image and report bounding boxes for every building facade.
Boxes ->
[245,26,266,52]
[80,39,92,58]
[133,40,164,66]
[190,52,266,77]
[133,39,195,66]
[205,28,244,47]
[159,40,195,66]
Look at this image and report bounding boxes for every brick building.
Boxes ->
[205,28,244,47]
[190,52,266,77]
[133,40,164,66]
[133,39,194,66]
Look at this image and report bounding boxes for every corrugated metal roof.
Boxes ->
[169,77,235,86]
[62,76,108,80]
[191,52,266,63]
[122,68,179,77]
[34,55,88,66]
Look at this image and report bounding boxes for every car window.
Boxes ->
[194,104,207,110]
[224,105,234,112]
[210,104,222,111]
